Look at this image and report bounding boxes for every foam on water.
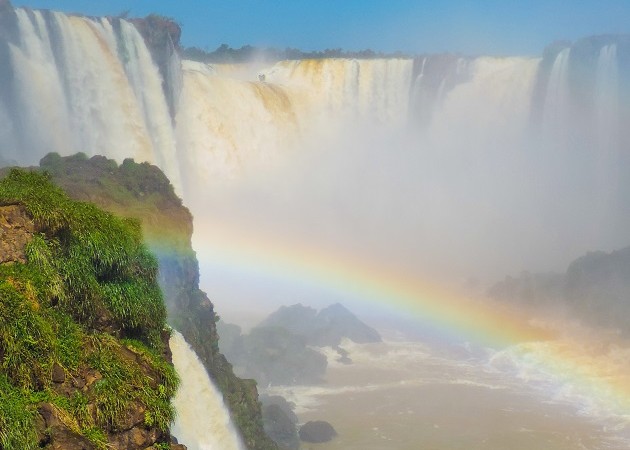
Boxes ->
[278,333,630,449]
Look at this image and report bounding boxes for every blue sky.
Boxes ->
[10,0,630,56]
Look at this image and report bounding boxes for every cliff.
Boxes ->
[0,169,182,450]
[489,246,630,334]
[260,303,382,347]
[218,303,381,386]
[32,153,278,450]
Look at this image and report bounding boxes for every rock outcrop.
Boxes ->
[260,396,299,450]
[489,246,630,334]
[219,324,328,386]
[260,303,382,347]
[0,204,36,263]
[26,153,277,450]
[0,169,181,450]
[218,303,380,387]
[298,421,337,443]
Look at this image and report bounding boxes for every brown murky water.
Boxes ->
[266,339,630,450]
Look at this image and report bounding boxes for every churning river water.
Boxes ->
[266,329,630,450]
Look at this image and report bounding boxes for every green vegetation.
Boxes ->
[0,169,178,449]
[182,43,410,64]
[19,153,279,450]
[39,152,190,253]
[0,375,39,450]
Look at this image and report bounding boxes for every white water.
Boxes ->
[175,60,303,193]
[261,58,414,126]
[423,56,538,153]
[596,44,619,153]
[542,47,572,151]
[4,9,182,190]
[170,330,244,450]
[175,58,414,196]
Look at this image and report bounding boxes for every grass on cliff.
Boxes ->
[38,152,192,253]
[0,169,178,450]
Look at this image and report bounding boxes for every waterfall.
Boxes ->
[175,58,414,195]
[408,54,474,127]
[170,330,244,450]
[175,60,303,194]
[541,47,571,150]
[2,8,182,191]
[594,43,621,233]
[596,44,619,155]
[260,58,414,126]
[2,4,630,305]
[424,56,538,148]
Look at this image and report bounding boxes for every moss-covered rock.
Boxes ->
[0,169,179,450]
[26,154,278,450]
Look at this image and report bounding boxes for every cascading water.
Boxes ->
[175,57,414,195]
[594,43,620,227]
[0,8,182,191]
[170,330,244,450]
[3,7,628,234]
[596,44,619,152]
[175,60,303,192]
[261,58,414,125]
[421,56,539,152]
[541,47,572,150]
[2,5,629,268]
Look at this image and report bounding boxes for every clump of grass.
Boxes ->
[0,169,167,346]
[87,333,177,432]
[0,375,39,450]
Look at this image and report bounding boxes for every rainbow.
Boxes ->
[191,220,630,417]
[193,221,551,345]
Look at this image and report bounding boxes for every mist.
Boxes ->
[186,52,630,325]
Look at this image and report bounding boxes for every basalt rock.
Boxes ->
[260,396,299,450]
[298,421,337,443]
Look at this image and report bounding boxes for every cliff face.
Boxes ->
[0,169,181,450]
[219,303,381,387]
[489,246,630,334]
[34,153,277,450]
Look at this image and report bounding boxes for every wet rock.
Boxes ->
[38,403,96,450]
[48,427,95,450]
[263,404,299,450]
[52,362,65,383]
[299,421,337,443]
[117,400,146,430]
[72,376,86,389]
[38,403,60,428]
